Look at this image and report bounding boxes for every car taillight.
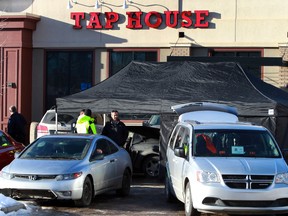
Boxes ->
[37,124,48,134]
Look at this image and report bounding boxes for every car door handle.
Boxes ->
[110,159,116,163]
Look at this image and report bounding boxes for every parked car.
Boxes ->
[165,102,288,216]
[0,134,132,207]
[0,130,25,170]
[126,119,161,178]
[30,108,103,142]
[128,132,159,177]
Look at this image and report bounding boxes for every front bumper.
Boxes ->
[190,181,288,214]
[0,176,84,200]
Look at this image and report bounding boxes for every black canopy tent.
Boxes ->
[56,61,288,151]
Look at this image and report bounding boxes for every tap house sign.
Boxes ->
[71,10,210,29]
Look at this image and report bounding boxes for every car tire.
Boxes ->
[142,155,160,178]
[29,122,39,143]
[185,183,200,216]
[165,174,176,202]
[116,168,131,196]
[74,177,93,207]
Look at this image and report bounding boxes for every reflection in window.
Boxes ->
[110,51,157,76]
[45,51,93,110]
[194,129,281,158]
[211,51,261,79]
[0,133,11,147]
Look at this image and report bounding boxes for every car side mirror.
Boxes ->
[174,147,185,158]
[14,152,20,158]
[142,121,149,127]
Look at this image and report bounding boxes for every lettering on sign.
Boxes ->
[71,10,210,29]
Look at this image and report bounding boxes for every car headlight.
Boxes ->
[197,170,220,183]
[275,173,288,184]
[55,172,82,181]
[0,171,14,180]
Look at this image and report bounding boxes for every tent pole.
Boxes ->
[55,105,58,134]
[103,114,106,125]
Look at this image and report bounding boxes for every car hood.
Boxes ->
[4,159,83,174]
[195,157,288,175]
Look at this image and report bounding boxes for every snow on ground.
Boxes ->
[0,194,32,215]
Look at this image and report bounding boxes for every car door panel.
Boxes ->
[91,139,117,190]
[90,157,112,191]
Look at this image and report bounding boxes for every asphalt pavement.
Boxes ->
[19,175,185,216]
[2,175,281,216]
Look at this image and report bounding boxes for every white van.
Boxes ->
[165,102,288,216]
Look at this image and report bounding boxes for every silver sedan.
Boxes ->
[0,134,133,207]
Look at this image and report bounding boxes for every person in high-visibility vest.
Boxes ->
[75,109,97,134]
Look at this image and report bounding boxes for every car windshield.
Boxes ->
[0,132,11,147]
[20,137,92,160]
[193,129,281,158]
[148,115,161,126]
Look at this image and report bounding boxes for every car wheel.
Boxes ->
[185,183,200,216]
[74,177,93,207]
[165,174,176,202]
[29,122,38,143]
[116,168,131,196]
[142,155,160,178]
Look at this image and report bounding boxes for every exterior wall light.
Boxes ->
[123,0,132,9]
[67,0,77,9]
[94,0,100,9]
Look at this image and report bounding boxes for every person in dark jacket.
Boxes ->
[7,105,27,144]
[102,110,128,147]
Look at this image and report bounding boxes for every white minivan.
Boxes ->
[165,102,288,216]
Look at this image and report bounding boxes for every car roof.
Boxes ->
[38,134,103,139]
[179,121,266,131]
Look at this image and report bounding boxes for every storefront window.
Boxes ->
[110,51,157,76]
[211,51,261,79]
[109,50,158,120]
[45,51,93,110]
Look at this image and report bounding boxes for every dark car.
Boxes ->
[0,130,25,170]
[127,132,160,178]
[125,116,161,178]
